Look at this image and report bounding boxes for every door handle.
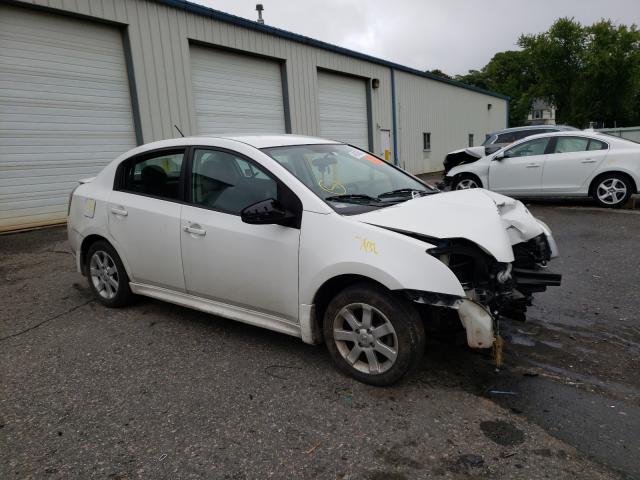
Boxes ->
[581,159,597,164]
[526,163,541,168]
[110,206,128,216]
[183,224,206,236]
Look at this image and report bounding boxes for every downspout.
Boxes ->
[391,68,399,166]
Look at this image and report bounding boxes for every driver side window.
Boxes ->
[191,149,278,214]
[504,138,550,158]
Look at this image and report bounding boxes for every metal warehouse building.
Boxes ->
[0,0,508,232]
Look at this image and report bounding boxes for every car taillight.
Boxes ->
[67,184,80,216]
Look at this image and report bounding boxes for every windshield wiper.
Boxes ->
[325,194,381,204]
[377,188,433,199]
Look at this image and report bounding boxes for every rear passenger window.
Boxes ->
[120,151,184,200]
[588,139,608,151]
[554,137,589,154]
[191,149,278,214]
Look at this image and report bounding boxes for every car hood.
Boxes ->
[353,189,544,263]
[446,146,486,158]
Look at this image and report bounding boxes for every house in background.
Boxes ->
[527,99,557,125]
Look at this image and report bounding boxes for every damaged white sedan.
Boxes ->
[67,135,560,385]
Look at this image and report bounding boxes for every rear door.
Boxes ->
[488,137,551,195]
[107,149,186,291]
[542,136,609,194]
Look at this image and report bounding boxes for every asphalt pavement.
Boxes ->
[1,203,638,479]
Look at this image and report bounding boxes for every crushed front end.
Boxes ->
[428,232,561,321]
[406,230,561,352]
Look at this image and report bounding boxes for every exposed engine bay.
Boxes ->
[403,232,560,322]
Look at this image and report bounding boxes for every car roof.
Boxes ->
[131,134,341,153]
[221,134,341,148]
[489,125,578,136]
[499,130,640,149]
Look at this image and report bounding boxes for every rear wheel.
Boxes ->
[323,284,425,386]
[452,174,482,190]
[592,174,632,208]
[86,240,133,307]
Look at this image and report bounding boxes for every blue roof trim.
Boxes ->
[158,0,510,101]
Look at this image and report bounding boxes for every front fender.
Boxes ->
[299,212,465,306]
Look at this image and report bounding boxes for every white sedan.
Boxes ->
[444,131,640,208]
[68,135,560,385]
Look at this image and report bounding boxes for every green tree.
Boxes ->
[574,21,640,127]
[518,18,585,125]
[425,68,452,80]
[456,18,640,128]
[456,51,534,127]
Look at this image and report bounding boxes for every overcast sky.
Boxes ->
[194,0,640,75]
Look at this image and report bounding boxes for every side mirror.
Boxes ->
[240,198,295,226]
[494,152,506,161]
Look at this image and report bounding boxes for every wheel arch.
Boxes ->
[588,170,639,196]
[311,274,392,344]
[79,234,132,279]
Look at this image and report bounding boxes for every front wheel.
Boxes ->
[323,284,425,386]
[452,174,482,190]
[592,174,632,208]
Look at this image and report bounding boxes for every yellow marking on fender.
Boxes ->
[355,236,378,254]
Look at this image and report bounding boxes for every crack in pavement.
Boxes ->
[0,299,94,342]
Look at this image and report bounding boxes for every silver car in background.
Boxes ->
[443,125,578,174]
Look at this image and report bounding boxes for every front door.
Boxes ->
[180,148,300,320]
[489,137,551,195]
[542,136,609,194]
[380,129,392,162]
[107,149,186,290]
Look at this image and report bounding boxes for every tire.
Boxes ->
[85,240,134,307]
[452,174,482,190]
[323,283,425,386]
[591,173,633,208]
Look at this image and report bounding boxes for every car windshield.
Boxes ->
[261,144,435,211]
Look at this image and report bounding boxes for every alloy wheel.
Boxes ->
[89,250,119,300]
[456,178,478,190]
[596,178,627,205]
[333,303,398,375]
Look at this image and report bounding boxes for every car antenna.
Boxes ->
[174,124,185,137]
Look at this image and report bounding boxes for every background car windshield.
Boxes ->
[261,144,431,205]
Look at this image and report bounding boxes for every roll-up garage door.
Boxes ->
[0,4,137,232]
[317,70,369,149]
[190,45,286,135]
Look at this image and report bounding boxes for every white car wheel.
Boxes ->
[593,175,632,208]
[453,175,481,190]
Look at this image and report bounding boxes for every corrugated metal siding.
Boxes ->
[190,45,286,135]
[317,70,369,149]
[395,70,508,174]
[0,3,137,232]
[14,0,395,159]
[1,0,511,233]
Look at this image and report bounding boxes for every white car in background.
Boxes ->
[444,131,640,208]
[68,135,560,385]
